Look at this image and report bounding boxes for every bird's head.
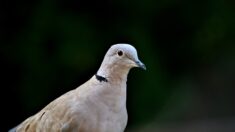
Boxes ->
[97,44,146,79]
[106,44,146,70]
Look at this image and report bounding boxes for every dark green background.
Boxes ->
[2,0,235,131]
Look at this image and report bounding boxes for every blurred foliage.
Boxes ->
[1,0,235,131]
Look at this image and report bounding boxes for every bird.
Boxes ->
[9,43,146,132]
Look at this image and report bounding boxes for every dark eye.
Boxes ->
[117,50,123,56]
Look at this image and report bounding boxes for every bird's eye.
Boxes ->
[117,50,123,56]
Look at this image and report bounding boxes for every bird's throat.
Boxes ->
[97,65,130,84]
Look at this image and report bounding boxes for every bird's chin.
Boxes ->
[129,64,139,69]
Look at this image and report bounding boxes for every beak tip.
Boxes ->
[141,64,146,70]
[142,65,147,70]
[136,60,146,70]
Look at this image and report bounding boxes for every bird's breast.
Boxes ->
[77,82,128,132]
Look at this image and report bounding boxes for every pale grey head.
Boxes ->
[97,43,146,79]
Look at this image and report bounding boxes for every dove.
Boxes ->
[9,43,146,132]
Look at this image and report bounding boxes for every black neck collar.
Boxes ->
[95,74,108,82]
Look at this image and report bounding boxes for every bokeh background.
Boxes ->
[2,0,235,131]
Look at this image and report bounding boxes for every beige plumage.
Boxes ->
[10,44,146,132]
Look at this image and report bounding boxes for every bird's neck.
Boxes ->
[97,64,130,84]
[96,65,128,110]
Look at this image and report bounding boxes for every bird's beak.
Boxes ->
[135,60,146,70]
